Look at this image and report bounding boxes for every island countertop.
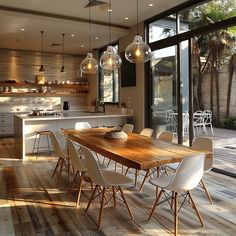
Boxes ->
[14,111,133,159]
[15,111,133,121]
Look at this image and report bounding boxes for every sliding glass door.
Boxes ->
[150,46,177,137]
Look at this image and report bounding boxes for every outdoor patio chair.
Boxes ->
[193,110,204,136]
[202,110,214,135]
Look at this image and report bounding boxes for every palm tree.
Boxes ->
[189,0,236,124]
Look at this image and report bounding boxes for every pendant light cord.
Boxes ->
[40,31,44,66]
[109,0,111,44]
[62,33,65,66]
[89,5,91,52]
[136,0,139,35]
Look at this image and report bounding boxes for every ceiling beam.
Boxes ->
[0,5,130,30]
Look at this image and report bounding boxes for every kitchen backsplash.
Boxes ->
[0,96,87,112]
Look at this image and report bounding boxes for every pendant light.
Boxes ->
[125,0,152,63]
[39,31,45,72]
[61,33,65,73]
[80,4,98,74]
[99,0,122,70]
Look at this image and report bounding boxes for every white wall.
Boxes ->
[119,23,145,132]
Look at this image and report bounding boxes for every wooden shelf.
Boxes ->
[0,82,89,96]
[0,92,88,97]
[0,82,89,89]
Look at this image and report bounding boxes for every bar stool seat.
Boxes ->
[32,130,51,158]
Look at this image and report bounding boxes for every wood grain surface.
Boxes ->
[62,128,211,170]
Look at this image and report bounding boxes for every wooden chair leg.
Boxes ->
[85,185,98,214]
[68,171,79,195]
[200,179,213,204]
[174,192,178,236]
[112,186,117,207]
[76,172,84,207]
[98,187,106,230]
[52,157,62,178]
[139,169,150,191]
[134,170,139,187]
[56,159,65,187]
[188,191,204,226]
[148,188,163,220]
[118,187,134,220]
[125,167,130,175]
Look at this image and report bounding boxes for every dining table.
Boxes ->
[61,127,211,171]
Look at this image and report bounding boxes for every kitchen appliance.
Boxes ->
[63,101,70,110]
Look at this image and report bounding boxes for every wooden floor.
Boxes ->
[0,142,236,235]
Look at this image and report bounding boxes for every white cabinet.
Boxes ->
[0,113,14,136]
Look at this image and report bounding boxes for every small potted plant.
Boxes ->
[120,102,127,114]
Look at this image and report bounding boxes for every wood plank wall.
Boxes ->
[0,48,86,83]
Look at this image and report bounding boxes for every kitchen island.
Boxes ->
[14,111,133,159]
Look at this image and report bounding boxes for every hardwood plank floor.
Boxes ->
[0,155,235,236]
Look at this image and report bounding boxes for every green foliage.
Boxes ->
[221,117,236,129]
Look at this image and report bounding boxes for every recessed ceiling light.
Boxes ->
[81,45,84,48]
[124,17,129,20]
[71,34,75,37]
[95,37,99,40]
[21,28,25,31]
[149,3,154,7]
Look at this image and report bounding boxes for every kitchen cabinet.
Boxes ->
[0,113,14,136]
[0,82,89,97]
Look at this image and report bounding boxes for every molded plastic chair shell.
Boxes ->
[67,139,87,173]
[167,154,205,192]
[75,122,91,130]
[122,124,134,133]
[140,128,153,137]
[49,131,67,158]
[157,131,174,142]
[192,137,213,172]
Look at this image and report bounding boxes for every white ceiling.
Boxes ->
[0,0,187,54]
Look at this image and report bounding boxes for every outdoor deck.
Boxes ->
[195,127,236,175]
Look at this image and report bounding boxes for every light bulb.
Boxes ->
[125,35,152,63]
[87,62,92,69]
[135,47,141,57]
[80,53,98,74]
[108,57,113,65]
[100,46,122,70]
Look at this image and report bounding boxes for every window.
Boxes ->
[98,43,119,103]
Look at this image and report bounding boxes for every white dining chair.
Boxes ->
[168,137,213,204]
[122,123,134,133]
[148,154,205,236]
[139,131,174,191]
[50,131,69,187]
[75,121,91,130]
[67,139,89,207]
[140,128,153,137]
[82,146,134,230]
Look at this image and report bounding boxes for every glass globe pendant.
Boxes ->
[80,52,98,74]
[125,34,152,63]
[80,4,98,74]
[100,46,122,70]
[125,0,152,63]
[100,0,122,70]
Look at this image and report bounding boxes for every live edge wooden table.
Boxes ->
[61,128,211,172]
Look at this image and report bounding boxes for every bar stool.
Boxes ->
[32,130,51,158]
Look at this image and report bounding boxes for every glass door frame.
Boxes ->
[145,5,236,146]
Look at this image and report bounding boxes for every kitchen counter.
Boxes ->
[16,111,132,121]
[14,111,133,159]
